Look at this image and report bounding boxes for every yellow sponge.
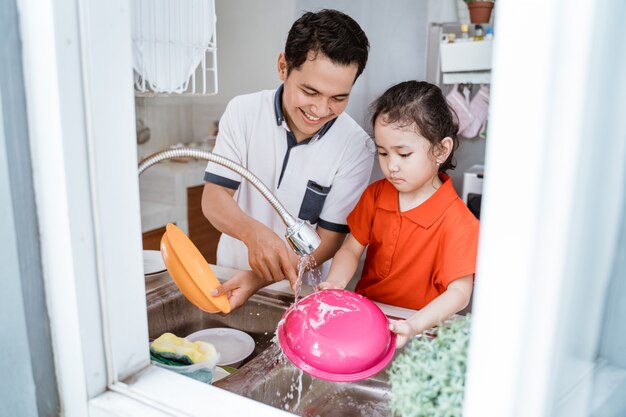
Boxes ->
[150,332,217,364]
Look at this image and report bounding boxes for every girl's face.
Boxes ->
[374,119,442,196]
[278,52,357,142]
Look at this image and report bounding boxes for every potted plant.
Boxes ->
[465,0,495,24]
[388,315,471,417]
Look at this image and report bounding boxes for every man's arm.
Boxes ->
[309,227,347,266]
[284,226,349,278]
[201,182,297,285]
[213,227,348,311]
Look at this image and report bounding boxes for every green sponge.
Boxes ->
[150,333,219,384]
[150,332,217,365]
[151,351,215,384]
[150,351,187,366]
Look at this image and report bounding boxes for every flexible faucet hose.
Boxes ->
[138,148,297,229]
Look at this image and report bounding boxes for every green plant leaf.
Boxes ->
[388,315,471,417]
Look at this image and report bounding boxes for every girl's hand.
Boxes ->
[389,320,417,349]
[317,281,342,291]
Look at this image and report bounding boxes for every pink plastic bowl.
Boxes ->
[277,289,396,382]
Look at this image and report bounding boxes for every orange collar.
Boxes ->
[376,173,459,228]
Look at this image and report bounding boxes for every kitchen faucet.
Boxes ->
[138,147,321,256]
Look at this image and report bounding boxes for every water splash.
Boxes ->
[294,368,304,410]
[293,254,320,307]
[218,308,391,416]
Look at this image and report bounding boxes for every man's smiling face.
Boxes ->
[278,51,358,141]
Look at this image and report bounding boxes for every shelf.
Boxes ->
[438,38,493,84]
[440,39,493,72]
[442,71,491,85]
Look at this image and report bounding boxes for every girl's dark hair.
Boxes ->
[285,9,369,81]
[370,81,460,172]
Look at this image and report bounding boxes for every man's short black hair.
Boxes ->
[284,9,369,81]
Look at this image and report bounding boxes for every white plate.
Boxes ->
[145,269,170,284]
[186,328,255,366]
[143,250,166,275]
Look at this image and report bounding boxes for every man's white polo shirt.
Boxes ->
[204,86,374,272]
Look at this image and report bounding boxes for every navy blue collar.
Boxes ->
[273,84,287,125]
[273,84,336,142]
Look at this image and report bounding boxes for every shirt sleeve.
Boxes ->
[317,131,374,231]
[204,97,247,187]
[436,208,480,289]
[346,182,380,246]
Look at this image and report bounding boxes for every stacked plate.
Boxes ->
[186,328,255,368]
[143,250,168,282]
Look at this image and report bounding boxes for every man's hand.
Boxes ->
[210,270,268,312]
[243,224,297,288]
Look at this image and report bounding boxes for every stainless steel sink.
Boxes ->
[215,344,392,416]
[147,281,292,365]
[146,281,393,416]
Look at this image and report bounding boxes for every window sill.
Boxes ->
[89,364,293,416]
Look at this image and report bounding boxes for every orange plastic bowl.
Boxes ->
[160,224,230,314]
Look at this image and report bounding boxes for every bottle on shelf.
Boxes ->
[485,26,494,40]
[473,25,485,41]
[460,23,470,41]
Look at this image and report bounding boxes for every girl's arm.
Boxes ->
[390,275,473,348]
[318,234,365,290]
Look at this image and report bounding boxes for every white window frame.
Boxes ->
[464,1,625,417]
[19,0,288,415]
[20,0,623,416]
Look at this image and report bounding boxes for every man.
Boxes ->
[202,9,373,310]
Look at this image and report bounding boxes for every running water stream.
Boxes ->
[292,254,321,307]
[276,254,320,411]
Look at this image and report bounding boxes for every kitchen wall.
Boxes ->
[136,0,483,192]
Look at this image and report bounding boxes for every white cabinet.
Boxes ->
[440,40,493,72]
[426,23,493,85]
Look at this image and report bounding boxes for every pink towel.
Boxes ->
[464,85,490,138]
[446,84,474,137]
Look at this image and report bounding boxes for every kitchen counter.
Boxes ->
[144,263,419,416]
[147,263,419,321]
[139,160,207,233]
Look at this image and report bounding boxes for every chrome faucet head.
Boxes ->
[285,220,321,256]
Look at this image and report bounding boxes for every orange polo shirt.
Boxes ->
[348,174,479,310]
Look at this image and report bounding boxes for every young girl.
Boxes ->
[319,81,479,348]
